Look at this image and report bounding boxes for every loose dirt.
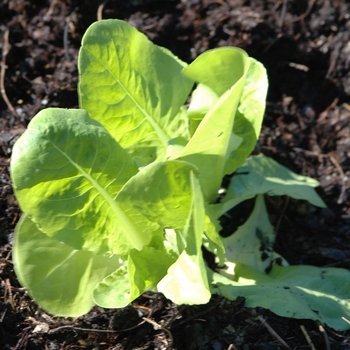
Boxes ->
[1,1,350,349]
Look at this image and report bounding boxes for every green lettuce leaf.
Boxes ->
[224,58,268,174]
[93,162,207,307]
[157,172,211,304]
[181,48,249,202]
[183,47,248,96]
[211,264,350,331]
[92,265,130,309]
[223,194,288,274]
[217,154,326,215]
[187,83,219,122]
[11,108,153,257]
[93,242,175,308]
[79,19,194,166]
[203,209,225,264]
[13,215,120,317]
[116,160,200,230]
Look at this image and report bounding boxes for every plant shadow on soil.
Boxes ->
[1,0,350,349]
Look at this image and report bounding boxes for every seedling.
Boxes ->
[11,19,350,330]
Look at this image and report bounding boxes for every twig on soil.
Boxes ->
[1,247,13,262]
[257,315,291,349]
[3,279,15,309]
[170,299,223,328]
[291,147,347,204]
[1,29,19,118]
[63,19,71,62]
[329,154,347,204]
[318,98,339,122]
[49,307,153,334]
[0,257,13,266]
[143,316,173,349]
[49,325,118,334]
[318,324,331,350]
[97,0,110,21]
[64,12,76,62]
[285,0,317,23]
[0,308,7,322]
[46,0,60,17]
[49,315,149,334]
[278,0,288,30]
[293,147,346,204]
[14,327,31,350]
[300,325,316,350]
[326,41,342,79]
[209,0,229,7]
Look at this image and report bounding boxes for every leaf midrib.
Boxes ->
[51,141,147,252]
[85,47,170,148]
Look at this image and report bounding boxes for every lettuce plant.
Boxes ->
[11,19,350,330]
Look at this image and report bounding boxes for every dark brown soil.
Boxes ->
[1,0,350,349]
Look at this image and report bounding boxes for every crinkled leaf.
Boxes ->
[223,194,288,274]
[11,108,154,257]
[94,163,208,307]
[128,244,176,301]
[79,19,193,166]
[116,160,199,230]
[157,172,211,304]
[218,154,326,215]
[181,48,250,202]
[93,243,175,308]
[13,215,120,317]
[92,265,130,308]
[211,264,350,331]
